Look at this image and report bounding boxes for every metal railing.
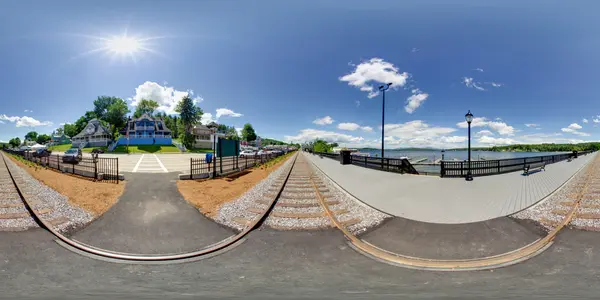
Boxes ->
[314,152,419,174]
[314,150,595,178]
[440,150,594,177]
[3,149,120,183]
[190,152,287,178]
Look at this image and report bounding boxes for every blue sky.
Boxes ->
[1,0,599,148]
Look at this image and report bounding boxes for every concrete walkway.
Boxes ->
[71,172,234,254]
[305,152,596,224]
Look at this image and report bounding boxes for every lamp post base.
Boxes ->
[465,173,473,181]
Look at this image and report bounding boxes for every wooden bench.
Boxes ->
[523,161,546,175]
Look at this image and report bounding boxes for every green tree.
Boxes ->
[56,127,64,135]
[63,123,79,138]
[133,99,160,118]
[36,134,51,144]
[93,96,121,120]
[241,123,257,142]
[9,137,21,148]
[175,93,203,148]
[104,98,130,138]
[312,139,333,153]
[25,131,38,141]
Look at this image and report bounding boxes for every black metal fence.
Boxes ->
[314,152,419,174]
[314,150,595,178]
[3,149,120,183]
[190,152,287,179]
[440,150,594,177]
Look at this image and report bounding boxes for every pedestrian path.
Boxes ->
[305,152,596,224]
[132,154,168,173]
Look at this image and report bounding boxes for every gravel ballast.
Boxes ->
[215,153,391,234]
[1,153,93,233]
[512,153,600,231]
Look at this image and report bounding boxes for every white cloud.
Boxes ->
[339,58,409,98]
[583,118,589,123]
[524,123,539,127]
[561,123,589,136]
[475,130,494,137]
[130,81,203,115]
[0,115,52,127]
[478,136,517,145]
[337,122,372,132]
[313,116,334,125]
[411,48,419,53]
[24,109,33,113]
[456,117,515,136]
[284,129,365,144]
[489,82,503,87]
[495,117,502,121]
[0,120,4,124]
[593,118,600,123]
[215,108,243,119]
[355,100,360,107]
[405,92,429,114]
[462,77,486,91]
[474,68,484,72]
[518,133,587,144]
[200,113,215,125]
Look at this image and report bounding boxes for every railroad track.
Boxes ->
[0,151,300,262]
[232,153,362,230]
[307,151,600,271]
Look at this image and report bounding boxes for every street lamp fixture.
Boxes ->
[465,110,474,181]
[379,83,392,165]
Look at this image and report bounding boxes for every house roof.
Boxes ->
[72,119,112,139]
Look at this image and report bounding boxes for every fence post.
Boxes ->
[219,155,223,175]
[57,154,60,171]
[440,161,445,178]
[94,157,98,180]
[364,156,367,166]
[461,162,464,177]
[190,158,193,180]
[116,158,119,183]
[497,160,500,173]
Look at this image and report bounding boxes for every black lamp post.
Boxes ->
[441,149,445,161]
[379,83,392,166]
[465,110,474,181]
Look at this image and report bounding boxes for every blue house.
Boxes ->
[117,114,172,145]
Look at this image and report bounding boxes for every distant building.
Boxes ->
[191,122,225,149]
[50,134,71,145]
[71,119,113,148]
[117,114,172,145]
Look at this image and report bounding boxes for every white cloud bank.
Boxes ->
[313,116,334,125]
[339,58,409,99]
[337,122,372,132]
[0,115,53,127]
[215,108,243,119]
[456,117,515,136]
[130,81,203,115]
[561,123,590,136]
[405,90,429,114]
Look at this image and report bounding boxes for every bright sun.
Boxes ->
[105,35,141,55]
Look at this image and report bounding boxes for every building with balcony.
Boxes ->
[191,122,225,149]
[117,114,172,145]
[71,119,112,148]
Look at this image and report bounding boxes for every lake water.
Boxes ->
[358,149,567,163]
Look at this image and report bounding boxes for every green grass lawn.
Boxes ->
[112,145,181,154]
[186,148,213,153]
[48,144,73,152]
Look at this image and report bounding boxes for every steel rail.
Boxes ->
[1,151,298,262]
[308,152,599,271]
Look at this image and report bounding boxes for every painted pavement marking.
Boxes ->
[132,154,145,173]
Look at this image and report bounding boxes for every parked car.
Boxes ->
[257,150,266,155]
[91,149,105,154]
[239,150,257,158]
[32,149,52,158]
[62,148,82,163]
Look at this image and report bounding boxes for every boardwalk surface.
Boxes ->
[305,152,596,224]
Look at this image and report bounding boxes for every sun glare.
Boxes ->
[106,35,141,55]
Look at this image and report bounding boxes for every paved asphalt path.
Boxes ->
[360,217,546,259]
[69,172,234,254]
[2,226,600,299]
